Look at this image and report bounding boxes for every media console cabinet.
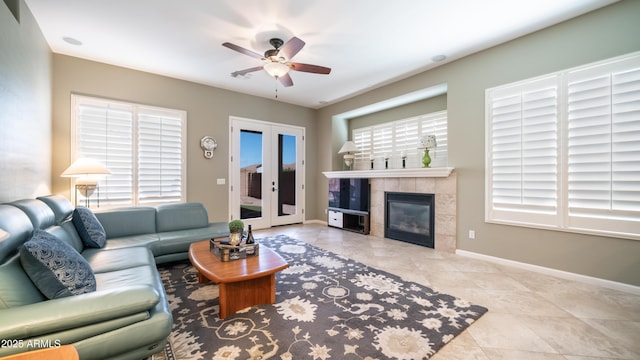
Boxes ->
[327,207,370,235]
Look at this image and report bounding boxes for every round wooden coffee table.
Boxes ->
[188,240,289,319]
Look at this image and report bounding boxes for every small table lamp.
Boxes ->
[418,135,437,168]
[338,141,359,170]
[61,158,112,207]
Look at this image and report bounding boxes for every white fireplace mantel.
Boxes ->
[323,167,454,179]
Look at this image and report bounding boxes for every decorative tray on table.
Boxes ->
[209,238,259,262]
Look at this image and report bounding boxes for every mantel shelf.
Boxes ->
[323,167,455,179]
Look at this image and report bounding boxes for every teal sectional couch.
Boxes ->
[0,195,228,359]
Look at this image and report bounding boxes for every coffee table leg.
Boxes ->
[218,274,277,319]
[196,270,209,283]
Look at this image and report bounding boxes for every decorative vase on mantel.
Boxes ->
[422,148,432,168]
[228,219,244,246]
[419,134,437,168]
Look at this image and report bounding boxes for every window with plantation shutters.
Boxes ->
[352,111,448,170]
[486,51,640,240]
[486,76,560,226]
[71,95,186,207]
[566,55,640,237]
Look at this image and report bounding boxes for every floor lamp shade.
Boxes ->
[61,158,111,206]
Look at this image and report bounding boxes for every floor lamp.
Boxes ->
[61,158,112,207]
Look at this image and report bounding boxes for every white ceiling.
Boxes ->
[24,0,616,109]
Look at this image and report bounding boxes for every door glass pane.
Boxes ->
[278,134,296,216]
[240,130,263,219]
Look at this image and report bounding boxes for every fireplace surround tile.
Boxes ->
[416,177,437,194]
[436,194,456,216]
[436,214,456,238]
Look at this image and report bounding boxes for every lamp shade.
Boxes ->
[338,141,359,154]
[61,158,111,177]
[263,62,290,78]
[419,135,437,149]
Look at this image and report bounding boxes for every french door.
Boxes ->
[229,117,305,229]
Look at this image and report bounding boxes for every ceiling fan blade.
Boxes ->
[279,37,305,60]
[279,73,294,87]
[289,62,331,74]
[222,42,264,60]
[231,66,263,77]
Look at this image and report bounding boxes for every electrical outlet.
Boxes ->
[468,230,476,239]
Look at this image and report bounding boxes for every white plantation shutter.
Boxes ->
[372,125,393,158]
[395,118,420,168]
[72,95,186,207]
[487,76,559,224]
[138,109,185,204]
[486,52,640,240]
[566,55,640,236]
[76,100,134,206]
[352,111,448,169]
[353,129,372,169]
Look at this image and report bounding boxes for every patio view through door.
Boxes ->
[229,117,304,230]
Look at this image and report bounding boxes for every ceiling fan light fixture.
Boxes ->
[263,62,290,78]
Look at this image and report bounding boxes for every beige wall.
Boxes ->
[51,55,317,222]
[0,0,51,201]
[317,0,640,286]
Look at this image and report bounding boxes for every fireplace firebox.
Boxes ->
[384,192,435,248]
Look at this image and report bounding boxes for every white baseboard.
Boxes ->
[456,250,640,296]
[303,219,327,225]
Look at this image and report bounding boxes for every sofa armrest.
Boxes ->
[0,285,160,340]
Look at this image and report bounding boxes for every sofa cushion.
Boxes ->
[72,207,106,248]
[82,246,155,274]
[95,207,157,238]
[155,202,209,232]
[19,230,96,299]
[0,256,46,309]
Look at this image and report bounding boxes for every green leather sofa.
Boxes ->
[0,195,228,359]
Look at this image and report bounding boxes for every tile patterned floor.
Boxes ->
[255,223,640,360]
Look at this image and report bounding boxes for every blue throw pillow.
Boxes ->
[72,207,106,248]
[20,229,96,299]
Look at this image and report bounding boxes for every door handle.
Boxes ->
[272,187,278,192]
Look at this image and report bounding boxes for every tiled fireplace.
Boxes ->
[369,173,457,253]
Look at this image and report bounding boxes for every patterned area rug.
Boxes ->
[152,235,487,360]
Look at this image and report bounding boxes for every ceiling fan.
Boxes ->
[222,37,331,87]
